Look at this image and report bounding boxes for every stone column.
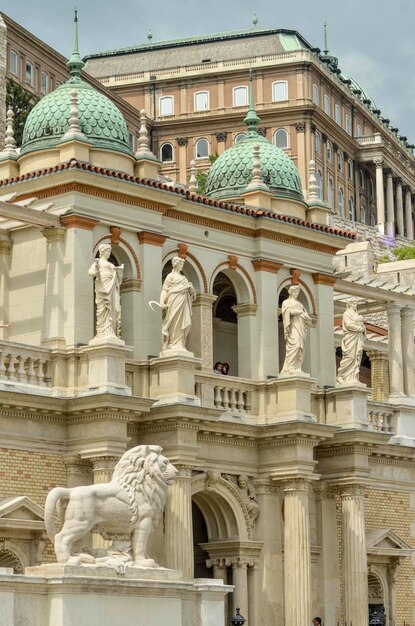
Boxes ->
[230,558,249,621]
[354,162,361,222]
[0,232,12,339]
[396,179,404,237]
[405,188,414,240]
[252,260,282,378]
[283,478,311,626]
[188,293,217,371]
[232,303,258,379]
[207,558,229,626]
[374,159,385,230]
[41,227,66,347]
[165,464,194,579]
[305,120,312,180]
[322,134,328,202]
[176,137,188,185]
[386,171,395,237]
[367,350,389,402]
[91,456,120,550]
[137,231,166,359]
[401,307,415,396]
[295,123,306,191]
[340,484,368,626]
[387,303,404,397]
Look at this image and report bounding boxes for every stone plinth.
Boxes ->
[273,374,316,422]
[326,384,371,429]
[150,352,201,406]
[0,566,231,626]
[389,400,415,446]
[81,337,132,396]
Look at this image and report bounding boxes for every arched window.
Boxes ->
[274,128,288,149]
[360,202,366,224]
[324,94,331,115]
[335,104,342,125]
[315,131,321,154]
[312,84,319,105]
[9,50,19,75]
[317,170,323,199]
[194,91,209,112]
[348,159,354,181]
[160,142,173,162]
[195,138,209,159]
[327,141,333,164]
[159,96,174,117]
[234,133,246,144]
[233,86,248,107]
[338,188,344,217]
[348,197,355,221]
[328,178,334,209]
[272,81,288,102]
[337,151,344,173]
[370,211,376,226]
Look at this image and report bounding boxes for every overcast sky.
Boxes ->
[3,0,415,140]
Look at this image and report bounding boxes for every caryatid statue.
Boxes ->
[336,298,366,385]
[156,256,196,352]
[281,285,312,374]
[88,243,124,340]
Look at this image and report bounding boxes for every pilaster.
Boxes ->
[0,231,12,338]
[367,350,389,402]
[188,293,217,371]
[252,259,282,378]
[387,303,404,398]
[401,306,415,397]
[41,227,67,348]
[165,464,194,579]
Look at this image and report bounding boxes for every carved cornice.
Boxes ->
[252,259,283,273]
[60,214,99,230]
[312,272,336,286]
[90,455,120,473]
[63,455,92,475]
[373,158,383,168]
[232,303,258,317]
[253,478,280,495]
[137,231,166,246]
[338,483,366,499]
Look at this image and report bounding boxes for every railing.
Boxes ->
[0,341,52,388]
[367,401,395,434]
[195,372,257,417]
[356,133,384,146]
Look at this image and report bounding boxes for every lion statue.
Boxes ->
[45,445,177,568]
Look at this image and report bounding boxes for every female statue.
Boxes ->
[160,256,196,351]
[88,243,123,339]
[336,299,366,384]
[281,285,311,374]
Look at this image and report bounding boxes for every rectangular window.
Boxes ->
[272,81,288,102]
[159,96,174,117]
[9,50,19,75]
[335,104,342,125]
[324,94,331,115]
[345,114,351,135]
[41,71,49,95]
[233,86,248,107]
[25,61,34,85]
[312,84,319,106]
[194,91,209,112]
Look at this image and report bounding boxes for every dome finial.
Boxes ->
[188,159,197,193]
[67,6,85,78]
[62,88,85,140]
[243,67,260,134]
[247,144,268,191]
[323,21,329,55]
[3,108,18,155]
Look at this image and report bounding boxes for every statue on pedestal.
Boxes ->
[88,243,123,340]
[44,445,177,571]
[337,299,366,385]
[281,285,311,374]
[159,256,196,351]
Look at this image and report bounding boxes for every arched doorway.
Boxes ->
[368,570,386,625]
[212,272,238,376]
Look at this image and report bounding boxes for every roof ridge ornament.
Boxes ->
[3,108,18,155]
[243,67,261,134]
[135,109,154,159]
[67,7,85,79]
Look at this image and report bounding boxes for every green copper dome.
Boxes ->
[21,11,132,157]
[205,134,303,201]
[206,71,303,201]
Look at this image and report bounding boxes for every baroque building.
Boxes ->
[0,12,414,626]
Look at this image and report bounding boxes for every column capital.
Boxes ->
[176,137,188,146]
[338,483,366,499]
[42,227,66,244]
[90,455,120,473]
[0,232,12,255]
[401,305,414,316]
[137,231,166,246]
[193,293,217,307]
[232,303,258,317]
[387,302,402,315]
[367,349,388,362]
[373,158,383,168]
[226,556,254,569]
[281,477,312,492]
[63,454,92,475]
[61,213,99,230]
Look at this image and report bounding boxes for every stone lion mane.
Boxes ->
[44,445,177,566]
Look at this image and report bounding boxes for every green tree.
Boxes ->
[6,79,39,147]
[195,152,219,195]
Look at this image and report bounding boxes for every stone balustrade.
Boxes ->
[194,372,256,416]
[0,341,52,389]
[367,401,395,434]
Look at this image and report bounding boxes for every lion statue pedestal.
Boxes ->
[2,445,231,626]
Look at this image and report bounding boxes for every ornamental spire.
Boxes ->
[3,108,17,155]
[247,144,268,191]
[136,109,154,158]
[308,159,319,201]
[243,67,260,134]
[62,88,85,140]
[323,21,329,55]
[188,159,197,193]
[67,7,85,78]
